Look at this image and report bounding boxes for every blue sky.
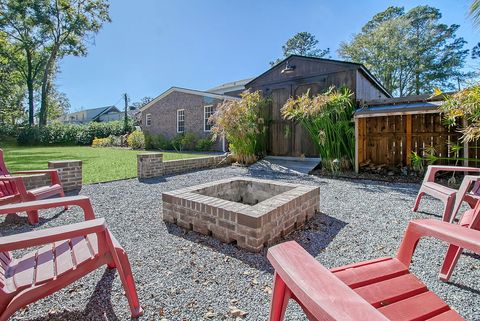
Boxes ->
[58,0,478,111]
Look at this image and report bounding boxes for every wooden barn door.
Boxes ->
[293,84,321,157]
[269,88,292,156]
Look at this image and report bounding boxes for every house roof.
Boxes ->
[245,55,392,98]
[354,94,446,118]
[59,105,120,122]
[207,78,254,94]
[140,87,240,112]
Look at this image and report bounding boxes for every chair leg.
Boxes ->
[27,210,39,225]
[412,191,424,212]
[439,244,463,282]
[442,195,455,222]
[114,248,143,318]
[60,190,68,210]
[269,273,290,321]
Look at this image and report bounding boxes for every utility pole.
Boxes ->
[123,93,128,134]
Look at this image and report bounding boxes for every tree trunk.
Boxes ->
[26,50,35,125]
[39,46,59,126]
[27,80,35,125]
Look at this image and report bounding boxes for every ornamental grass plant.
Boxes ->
[211,91,270,165]
[281,86,355,171]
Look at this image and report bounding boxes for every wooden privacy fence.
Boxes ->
[355,112,467,172]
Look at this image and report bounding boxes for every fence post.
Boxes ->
[405,114,412,166]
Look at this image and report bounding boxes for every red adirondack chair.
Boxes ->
[0,197,143,320]
[267,219,480,321]
[412,165,480,222]
[439,199,480,282]
[0,149,66,224]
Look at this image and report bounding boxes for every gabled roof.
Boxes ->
[59,105,120,122]
[91,106,121,121]
[208,78,254,94]
[245,55,392,98]
[140,87,240,112]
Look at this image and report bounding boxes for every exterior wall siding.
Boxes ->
[355,71,388,102]
[140,91,224,151]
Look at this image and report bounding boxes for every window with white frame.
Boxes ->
[145,113,152,126]
[177,109,185,133]
[204,105,214,131]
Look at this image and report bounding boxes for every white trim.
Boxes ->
[145,113,152,127]
[177,109,185,133]
[203,105,214,132]
[140,87,240,113]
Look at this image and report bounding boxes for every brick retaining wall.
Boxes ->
[48,160,82,192]
[16,160,82,192]
[21,174,51,190]
[137,153,231,179]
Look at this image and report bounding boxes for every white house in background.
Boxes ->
[57,106,134,124]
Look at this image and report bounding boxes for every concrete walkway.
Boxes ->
[250,156,320,175]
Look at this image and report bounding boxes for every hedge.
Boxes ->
[16,121,133,146]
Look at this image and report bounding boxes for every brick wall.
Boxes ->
[21,174,51,190]
[163,155,230,175]
[140,91,225,151]
[137,153,231,179]
[15,160,82,192]
[137,153,164,179]
[48,160,82,192]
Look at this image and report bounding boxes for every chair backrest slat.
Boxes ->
[0,150,10,176]
[472,180,480,196]
[0,149,16,198]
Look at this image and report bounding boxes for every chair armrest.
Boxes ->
[0,195,95,220]
[450,175,480,222]
[0,218,106,251]
[424,165,480,183]
[13,169,61,185]
[267,241,388,321]
[397,219,480,266]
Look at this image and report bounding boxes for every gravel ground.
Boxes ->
[3,165,479,321]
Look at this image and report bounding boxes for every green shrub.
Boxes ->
[145,133,172,150]
[0,123,18,138]
[127,131,145,149]
[16,120,133,146]
[196,136,214,151]
[171,132,197,152]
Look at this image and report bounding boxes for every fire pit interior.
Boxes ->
[162,177,320,252]
[195,180,294,206]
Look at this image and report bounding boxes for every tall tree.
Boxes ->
[270,32,329,66]
[471,0,480,28]
[0,0,48,124]
[36,0,111,125]
[339,6,469,97]
[45,85,70,120]
[0,34,26,124]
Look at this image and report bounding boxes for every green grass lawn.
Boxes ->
[1,142,211,184]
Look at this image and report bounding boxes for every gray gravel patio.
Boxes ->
[3,165,479,321]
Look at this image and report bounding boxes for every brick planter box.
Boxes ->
[162,177,320,252]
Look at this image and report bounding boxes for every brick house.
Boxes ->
[140,55,390,155]
[139,87,239,151]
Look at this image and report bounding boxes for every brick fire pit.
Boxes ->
[162,177,320,251]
